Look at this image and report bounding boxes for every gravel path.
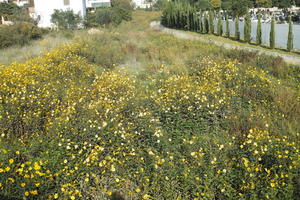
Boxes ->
[150,21,300,65]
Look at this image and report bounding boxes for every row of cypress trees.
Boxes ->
[161,1,294,51]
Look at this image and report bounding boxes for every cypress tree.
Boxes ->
[235,17,240,40]
[199,10,203,33]
[244,12,251,43]
[217,11,223,36]
[226,14,230,37]
[209,10,214,34]
[186,6,190,30]
[287,15,293,51]
[270,16,275,49]
[203,12,208,33]
[256,14,262,45]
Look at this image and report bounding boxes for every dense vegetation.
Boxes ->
[161,1,295,51]
[0,22,45,48]
[0,11,299,200]
[52,0,133,29]
[189,0,300,11]
[0,2,45,49]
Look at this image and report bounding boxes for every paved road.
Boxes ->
[150,21,300,65]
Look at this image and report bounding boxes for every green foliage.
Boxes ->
[209,9,214,34]
[235,17,240,40]
[256,0,272,7]
[269,17,275,49]
[84,8,114,27]
[204,12,209,33]
[228,0,252,17]
[196,0,211,10]
[8,8,36,24]
[51,9,81,29]
[85,0,132,28]
[287,15,293,52]
[0,22,44,48]
[111,0,133,22]
[0,2,20,16]
[256,14,262,45]
[198,10,203,33]
[78,32,125,68]
[217,11,223,36]
[244,12,251,43]
[0,11,299,200]
[225,14,229,37]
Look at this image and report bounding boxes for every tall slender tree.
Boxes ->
[204,12,209,33]
[226,13,230,37]
[269,16,275,49]
[209,9,214,34]
[244,12,251,43]
[235,16,240,40]
[256,14,262,45]
[287,15,293,51]
[217,11,223,36]
[199,10,203,33]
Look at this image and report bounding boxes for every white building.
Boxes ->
[34,0,86,27]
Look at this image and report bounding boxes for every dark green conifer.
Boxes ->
[203,12,208,33]
[226,14,230,37]
[235,17,240,40]
[287,15,293,51]
[270,17,275,49]
[256,14,262,45]
[217,11,223,36]
[244,12,251,43]
[209,10,214,34]
[199,10,203,33]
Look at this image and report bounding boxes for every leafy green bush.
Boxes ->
[78,32,125,68]
[85,0,132,28]
[0,22,44,48]
[0,2,20,16]
[84,8,114,27]
[51,9,81,29]
[8,8,37,24]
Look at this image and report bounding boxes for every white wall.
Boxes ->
[34,0,86,27]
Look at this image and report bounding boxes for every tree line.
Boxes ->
[185,0,300,17]
[161,0,294,51]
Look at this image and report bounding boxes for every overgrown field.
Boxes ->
[0,11,299,200]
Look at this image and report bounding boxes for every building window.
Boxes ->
[64,0,70,5]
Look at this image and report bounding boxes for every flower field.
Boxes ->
[0,11,299,200]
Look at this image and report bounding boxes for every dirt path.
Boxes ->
[150,21,300,65]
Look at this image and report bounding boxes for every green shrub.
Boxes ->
[51,9,81,29]
[85,0,132,28]
[8,8,36,24]
[84,8,114,27]
[78,32,125,68]
[0,22,44,48]
[0,2,20,16]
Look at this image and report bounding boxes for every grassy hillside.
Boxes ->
[0,11,299,200]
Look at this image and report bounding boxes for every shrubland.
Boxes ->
[0,11,299,200]
[0,22,45,49]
